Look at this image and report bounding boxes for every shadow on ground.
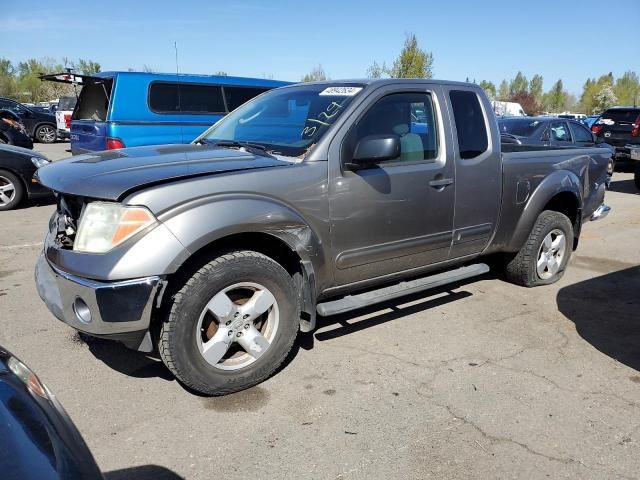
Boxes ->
[105,465,183,480]
[557,266,640,371]
[76,333,174,381]
[607,179,639,195]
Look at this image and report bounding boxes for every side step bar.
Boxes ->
[316,263,489,317]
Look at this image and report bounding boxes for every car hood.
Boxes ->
[36,144,294,201]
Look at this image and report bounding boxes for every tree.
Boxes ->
[389,33,433,78]
[509,71,528,96]
[479,80,496,100]
[74,59,101,75]
[301,64,328,82]
[544,79,568,112]
[593,85,617,112]
[510,92,540,115]
[367,33,434,79]
[614,71,640,106]
[529,74,543,104]
[366,61,387,79]
[497,80,510,101]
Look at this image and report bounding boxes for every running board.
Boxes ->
[316,263,489,317]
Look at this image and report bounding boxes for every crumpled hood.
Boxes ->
[36,144,292,200]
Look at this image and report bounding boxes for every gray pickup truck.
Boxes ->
[35,80,611,395]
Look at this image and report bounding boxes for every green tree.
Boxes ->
[529,74,543,104]
[389,33,433,78]
[614,71,639,106]
[74,59,101,75]
[544,79,568,112]
[509,71,528,96]
[497,80,510,101]
[479,80,496,100]
[366,61,387,79]
[301,64,328,82]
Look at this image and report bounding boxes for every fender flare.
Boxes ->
[507,170,583,252]
[160,195,327,331]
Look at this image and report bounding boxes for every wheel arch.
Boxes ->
[158,196,327,332]
[507,170,583,252]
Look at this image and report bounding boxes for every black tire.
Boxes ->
[504,210,573,287]
[0,169,24,211]
[159,250,299,396]
[35,124,56,144]
[634,164,640,190]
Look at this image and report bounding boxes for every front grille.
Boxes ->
[52,194,85,249]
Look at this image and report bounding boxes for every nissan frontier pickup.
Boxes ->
[35,79,611,395]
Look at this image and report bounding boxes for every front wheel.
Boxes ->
[504,210,573,287]
[159,251,299,395]
[35,124,56,144]
[0,169,24,211]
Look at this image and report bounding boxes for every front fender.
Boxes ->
[507,170,582,252]
[159,195,326,332]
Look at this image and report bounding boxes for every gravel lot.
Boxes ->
[1,142,639,479]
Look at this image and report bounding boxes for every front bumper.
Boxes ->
[35,254,163,351]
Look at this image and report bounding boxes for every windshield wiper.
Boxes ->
[206,139,276,159]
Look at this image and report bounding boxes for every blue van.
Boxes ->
[64,72,289,154]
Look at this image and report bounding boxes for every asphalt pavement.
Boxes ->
[1,141,638,479]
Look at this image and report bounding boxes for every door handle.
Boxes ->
[429,178,454,188]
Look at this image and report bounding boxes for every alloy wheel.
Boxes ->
[536,229,566,280]
[0,175,16,206]
[196,282,280,371]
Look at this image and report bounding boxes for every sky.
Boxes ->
[3,0,638,95]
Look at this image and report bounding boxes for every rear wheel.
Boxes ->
[0,169,24,211]
[504,210,573,287]
[159,251,299,395]
[35,124,56,144]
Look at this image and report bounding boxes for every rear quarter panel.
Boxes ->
[489,146,610,253]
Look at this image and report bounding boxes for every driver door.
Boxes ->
[327,86,455,287]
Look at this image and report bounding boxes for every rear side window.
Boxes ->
[73,80,113,121]
[569,122,593,142]
[149,82,225,114]
[449,90,488,159]
[224,86,269,111]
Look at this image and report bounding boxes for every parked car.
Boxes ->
[0,345,104,479]
[0,109,33,149]
[591,106,640,171]
[557,113,586,122]
[0,144,51,210]
[54,96,77,141]
[35,79,610,396]
[40,71,290,154]
[0,97,58,144]
[498,116,615,179]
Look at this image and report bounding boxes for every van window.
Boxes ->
[449,90,488,159]
[224,86,269,111]
[149,82,225,114]
[72,79,113,121]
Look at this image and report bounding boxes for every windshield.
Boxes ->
[498,119,543,137]
[198,83,365,157]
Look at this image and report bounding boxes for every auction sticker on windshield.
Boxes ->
[319,86,363,96]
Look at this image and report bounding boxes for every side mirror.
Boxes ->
[347,134,400,170]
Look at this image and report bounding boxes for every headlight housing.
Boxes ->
[31,157,50,168]
[74,202,156,253]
